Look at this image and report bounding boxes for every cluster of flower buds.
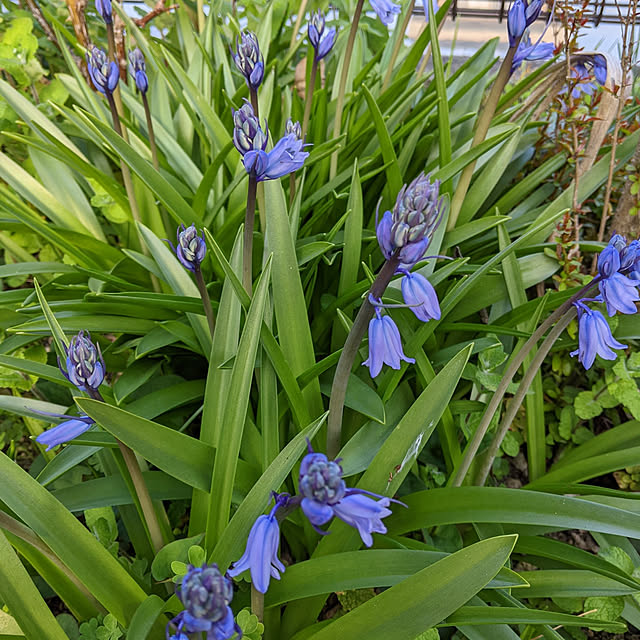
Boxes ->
[369,0,402,25]
[64,330,105,392]
[86,46,119,96]
[366,174,444,377]
[308,10,337,61]
[232,31,264,92]
[285,118,302,140]
[128,48,148,94]
[571,235,639,370]
[167,564,240,640]
[233,101,309,182]
[169,223,207,273]
[507,0,544,47]
[228,444,400,594]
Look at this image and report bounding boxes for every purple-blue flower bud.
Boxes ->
[232,32,264,91]
[308,10,337,60]
[507,0,527,47]
[64,331,105,392]
[299,452,346,506]
[233,100,268,156]
[179,564,233,623]
[285,118,302,140]
[86,47,119,95]
[401,272,441,322]
[35,414,95,451]
[524,0,544,26]
[95,0,112,23]
[175,224,207,272]
[128,48,148,94]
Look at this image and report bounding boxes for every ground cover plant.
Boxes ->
[0,0,640,638]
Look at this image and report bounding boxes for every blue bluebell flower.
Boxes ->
[167,564,240,640]
[369,0,401,25]
[308,11,337,60]
[571,304,627,370]
[363,307,414,378]
[35,414,95,451]
[511,34,554,71]
[62,331,105,392]
[597,244,640,316]
[233,102,309,181]
[507,0,527,46]
[95,0,112,23]
[232,32,264,92]
[86,47,119,95]
[570,54,608,98]
[170,223,207,273]
[401,271,441,322]
[298,447,396,546]
[228,493,289,594]
[376,173,445,269]
[128,48,148,94]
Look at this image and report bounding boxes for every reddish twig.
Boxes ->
[134,0,178,28]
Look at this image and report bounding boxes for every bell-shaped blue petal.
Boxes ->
[316,26,337,60]
[524,0,543,25]
[376,210,395,260]
[36,416,94,451]
[593,54,607,85]
[260,133,309,181]
[507,0,526,46]
[571,307,627,370]
[599,272,640,316]
[363,309,414,378]
[369,0,401,25]
[301,497,334,526]
[95,0,112,23]
[331,493,392,547]
[228,513,285,594]
[401,272,441,322]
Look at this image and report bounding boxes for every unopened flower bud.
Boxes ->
[175,224,206,272]
[232,32,264,91]
[86,46,119,95]
[128,48,148,94]
[64,331,105,392]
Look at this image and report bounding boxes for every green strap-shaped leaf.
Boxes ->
[127,595,167,640]
[263,179,323,419]
[205,260,272,550]
[306,535,517,640]
[0,453,160,630]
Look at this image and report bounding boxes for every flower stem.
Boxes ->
[250,87,259,120]
[449,280,598,487]
[302,56,318,140]
[382,0,415,91]
[327,255,400,458]
[446,44,518,231]
[194,267,215,336]
[90,389,165,553]
[243,176,258,294]
[473,310,575,486]
[141,92,159,171]
[329,0,365,180]
[251,585,264,622]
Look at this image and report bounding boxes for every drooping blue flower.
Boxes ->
[232,32,264,92]
[298,446,397,546]
[228,493,289,594]
[363,307,414,378]
[95,0,112,23]
[507,0,527,46]
[63,331,105,392]
[597,244,640,316]
[511,33,555,71]
[308,10,337,60]
[167,564,240,640]
[369,0,401,25]
[128,48,148,94]
[86,47,119,95]
[401,271,441,322]
[376,173,445,269]
[570,54,608,98]
[171,223,207,273]
[35,414,95,451]
[571,304,627,370]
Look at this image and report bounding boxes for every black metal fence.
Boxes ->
[413,0,630,25]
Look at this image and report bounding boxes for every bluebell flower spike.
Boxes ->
[128,48,148,94]
[167,564,241,640]
[571,304,627,370]
[35,415,95,451]
[369,0,402,25]
[363,307,414,378]
[232,32,264,91]
[597,243,640,316]
[308,10,337,60]
[228,494,289,594]
[170,224,207,273]
[86,47,119,95]
[62,330,105,392]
